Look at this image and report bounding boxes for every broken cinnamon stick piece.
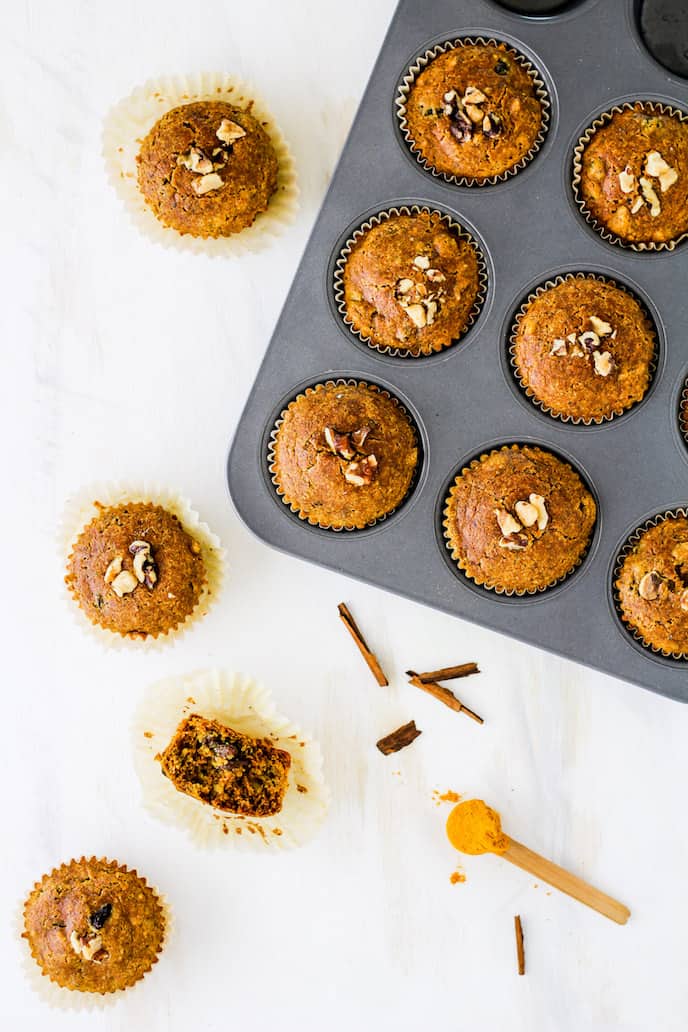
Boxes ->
[407,674,484,725]
[514,915,525,975]
[376,720,421,756]
[338,603,389,686]
[406,663,480,683]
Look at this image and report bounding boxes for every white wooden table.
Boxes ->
[3,2,688,1028]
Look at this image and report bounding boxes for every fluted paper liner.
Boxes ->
[612,508,688,660]
[572,101,688,252]
[508,272,659,425]
[333,205,488,358]
[19,857,171,1011]
[60,481,225,649]
[133,669,330,850]
[102,72,298,256]
[395,36,550,187]
[267,378,421,531]
[442,444,595,596]
[680,378,688,448]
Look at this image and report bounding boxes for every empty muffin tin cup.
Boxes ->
[572,100,688,252]
[395,35,551,187]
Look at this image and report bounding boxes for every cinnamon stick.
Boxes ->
[407,674,483,725]
[407,663,479,683]
[514,915,525,976]
[376,720,421,756]
[338,603,389,686]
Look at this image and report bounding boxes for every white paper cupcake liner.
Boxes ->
[102,72,298,256]
[572,101,688,252]
[395,36,550,187]
[443,443,596,596]
[680,378,688,447]
[267,378,422,531]
[18,858,171,1011]
[612,508,688,660]
[60,481,225,649]
[508,272,659,425]
[133,669,330,851]
[333,205,488,358]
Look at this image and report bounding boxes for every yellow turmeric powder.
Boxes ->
[446,799,509,855]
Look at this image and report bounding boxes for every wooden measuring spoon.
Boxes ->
[446,800,630,925]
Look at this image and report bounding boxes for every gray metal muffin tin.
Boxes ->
[227,0,688,702]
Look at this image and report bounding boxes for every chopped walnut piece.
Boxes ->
[645,150,671,178]
[578,330,600,353]
[404,303,427,328]
[495,508,522,538]
[69,931,107,963]
[191,172,224,196]
[592,350,615,377]
[589,315,613,337]
[680,589,688,613]
[658,167,678,192]
[425,268,445,283]
[463,85,487,105]
[413,255,430,270]
[465,104,484,124]
[103,556,123,585]
[216,118,246,144]
[324,427,356,460]
[630,196,644,215]
[514,499,538,527]
[618,167,635,194]
[639,176,661,217]
[550,339,567,357]
[638,570,664,601]
[344,454,378,486]
[528,493,548,531]
[177,148,214,174]
[396,278,414,295]
[499,533,528,551]
[350,426,371,450]
[111,569,138,597]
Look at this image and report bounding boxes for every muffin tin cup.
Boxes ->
[60,481,226,650]
[332,204,488,358]
[507,271,660,425]
[267,378,422,531]
[18,859,172,1010]
[132,668,330,851]
[102,72,299,257]
[612,507,688,661]
[395,35,551,187]
[441,443,597,597]
[571,99,688,252]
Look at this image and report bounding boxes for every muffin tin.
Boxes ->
[227,0,688,702]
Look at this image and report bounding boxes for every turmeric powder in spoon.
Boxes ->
[446,799,508,855]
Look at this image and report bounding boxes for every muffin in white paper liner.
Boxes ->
[102,72,298,256]
[133,669,330,850]
[60,481,225,649]
[18,859,172,1011]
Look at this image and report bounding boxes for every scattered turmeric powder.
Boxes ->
[449,869,466,885]
[446,799,509,855]
[433,788,461,806]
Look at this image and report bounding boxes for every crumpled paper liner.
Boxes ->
[18,857,171,1011]
[508,272,659,425]
[132,669,330,851]
[333,204,488,357]
[612,507,688,660]
[395,36,550,187]
[572,101,688,252]
[267,378,422,531]
[102,72,298,256]
[60,481,225,649]
[442,443,596,596]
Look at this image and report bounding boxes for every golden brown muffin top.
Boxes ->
[579,104,688,245]
[66,502,206,638]
[341,211,482,355]
[136,101,278,238]
[23,858,165,995]
[160,714,291,817]
[616,516,688,656]
[271,382,418,529]
[404,43,544,180]
[512,277,656,422]
[445,445,597,593]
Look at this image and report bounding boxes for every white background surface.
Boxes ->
[3,1,688,1029]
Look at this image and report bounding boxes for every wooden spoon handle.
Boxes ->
[503,838,630,925]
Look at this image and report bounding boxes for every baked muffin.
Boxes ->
[615,514,688,656]
[66,501,207,639]
[159,713,291,817]
[136,100,278,238]
[576,103,688,246]
[511,275,656,422]
[23,858,165,995]
[444,444,597,594]
[341,210,482,355]
[402,41,545,181]
[270,382,419,529]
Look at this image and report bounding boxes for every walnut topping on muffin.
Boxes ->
[547,314,618,377]
[324,423,379,487]
[494,492,549,549]
[442,84,502,143]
